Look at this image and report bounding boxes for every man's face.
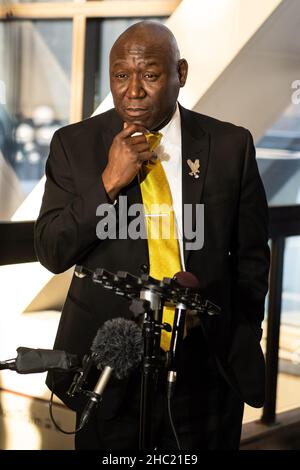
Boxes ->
[110,37,187,130]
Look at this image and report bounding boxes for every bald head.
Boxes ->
[110,21,180,64]
[109,21,188,130]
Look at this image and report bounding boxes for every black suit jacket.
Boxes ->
[35,105,270,415]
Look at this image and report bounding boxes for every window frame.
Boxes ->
[0,1,180,122]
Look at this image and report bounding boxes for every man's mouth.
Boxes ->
[124,107,149,117]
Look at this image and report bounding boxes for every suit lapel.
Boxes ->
[180,105,211,266]
[101,109,123,156]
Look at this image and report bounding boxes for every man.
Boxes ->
[35,21,270,450]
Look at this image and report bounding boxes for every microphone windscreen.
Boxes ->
[91,318,143,380]
[173,271,200,289]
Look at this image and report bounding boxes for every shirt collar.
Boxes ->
[159,102,181,148]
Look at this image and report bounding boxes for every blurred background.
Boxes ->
[0,0,299,450]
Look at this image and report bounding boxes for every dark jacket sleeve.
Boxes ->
[34,129,112,274]
[232,129,270,327]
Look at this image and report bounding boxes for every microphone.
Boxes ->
[0,347,80,373]
[79,317,143,428]
[166,271,200,395]
[173,271,200,289]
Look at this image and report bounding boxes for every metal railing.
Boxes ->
[262,205,300,424]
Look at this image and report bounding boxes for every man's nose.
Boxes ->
[127,76,146,99]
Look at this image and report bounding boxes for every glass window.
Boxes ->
[257,101,300,394]
[277,235,300,397]
[0,19,72,219]
[257,102,300,207]
[282,236,300,329]
[86,17,166,116]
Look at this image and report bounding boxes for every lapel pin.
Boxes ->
[187,159,200,179]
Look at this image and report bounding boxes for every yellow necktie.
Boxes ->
[140,133,181,351]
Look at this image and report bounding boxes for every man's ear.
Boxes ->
[178,59,188,87]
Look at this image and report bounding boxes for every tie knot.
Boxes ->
[145,132,162,151]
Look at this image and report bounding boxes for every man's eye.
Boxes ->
[115,73,128,79]
[144,73,158,80]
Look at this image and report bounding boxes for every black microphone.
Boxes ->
[0,347,80,373]
[79,317,143,428]
[166,271,200,395]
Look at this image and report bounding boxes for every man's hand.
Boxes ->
[102,123,154,201]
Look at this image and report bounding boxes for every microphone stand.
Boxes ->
[74,266,221,450]
[138,285,164,450]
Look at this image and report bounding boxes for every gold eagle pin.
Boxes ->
[187,159,200,178]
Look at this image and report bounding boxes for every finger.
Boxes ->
[130,134,148,144]
[137,151,154,162]
[130,139,150,152]
[121,123,149,138]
